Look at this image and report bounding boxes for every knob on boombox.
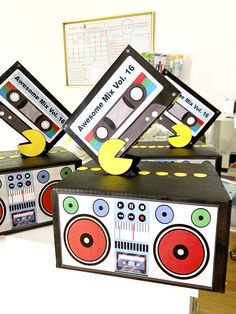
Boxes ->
[153,224,209,279]
[64,214,111,266]
[0,198,6,225]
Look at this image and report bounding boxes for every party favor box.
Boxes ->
[53,161,231,292]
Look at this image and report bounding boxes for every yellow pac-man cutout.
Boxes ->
[98,139,133,175]
[168,124,192,148]
[17,130,46,157]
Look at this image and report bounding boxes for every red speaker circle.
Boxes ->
[0,198,6,225]
[154,224,209,279]
[39,180,59,216]
[64,214,110,265]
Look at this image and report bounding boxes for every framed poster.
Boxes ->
[63,12,154,86]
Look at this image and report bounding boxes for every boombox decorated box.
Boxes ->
[0,147,81,234]
[53,161,231,292]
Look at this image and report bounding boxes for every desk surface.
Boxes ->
[0,226,198,314]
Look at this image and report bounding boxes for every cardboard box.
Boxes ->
[53,161,231,292]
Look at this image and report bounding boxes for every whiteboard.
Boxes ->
[63,12,154,86]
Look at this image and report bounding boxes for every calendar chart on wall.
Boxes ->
[63,12,154,86]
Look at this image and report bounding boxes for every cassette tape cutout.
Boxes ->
[0,62,70,152]
[158,69,221,145]
[64,45,180,162]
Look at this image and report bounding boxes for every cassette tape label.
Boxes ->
[159,69,221,145]
[64,46,180,160]
[69,56,164,154]
[0,62,70,150]
[165,76,215,135]
[0,70,68,127]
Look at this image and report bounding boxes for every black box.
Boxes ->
[0,147,81,235]
[53,161,231,292]
[128,141,222,175]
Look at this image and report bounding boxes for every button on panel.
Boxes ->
[128,213,135,221]
[117,201,124,209]
[128,202,135,210]
[6,171,33,190]
[117,212,124,219]
[115,199,149,224]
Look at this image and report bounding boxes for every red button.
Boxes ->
[139,214,146,222]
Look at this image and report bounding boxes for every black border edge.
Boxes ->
[52,187,63,268]
[212,198,232,292]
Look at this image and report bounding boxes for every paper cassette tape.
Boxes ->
[63,45,180,162]
[0,62,70,152]
[157,69,221,145]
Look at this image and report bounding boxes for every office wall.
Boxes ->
[0,0,235,149]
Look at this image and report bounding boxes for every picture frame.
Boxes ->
[63,12,154,86]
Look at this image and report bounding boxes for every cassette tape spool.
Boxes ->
[64,45,180,162]
[0,62,70,152]
[158,69,221,145]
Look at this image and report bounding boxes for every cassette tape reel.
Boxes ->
[0,62,70,152]
[158,69,221,145]
[64,45,180,162]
